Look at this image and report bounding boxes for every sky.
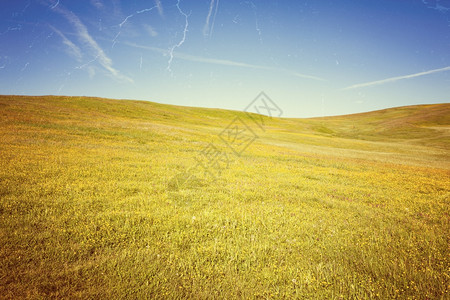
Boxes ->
[0,0,449,117]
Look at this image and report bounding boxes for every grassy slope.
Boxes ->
[0,95,448,299]
[300,104,450,146]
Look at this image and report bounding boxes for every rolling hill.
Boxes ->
[0,95,448,299]
[302,104,450,146]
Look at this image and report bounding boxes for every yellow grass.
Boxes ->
[0,95,449,299]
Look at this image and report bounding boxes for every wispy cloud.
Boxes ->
[143,24,158,37]
[122,41,324,81]
[50,3,133,83]
[48,24,82,61]
[154,0,164,17]
[90,0,104,10]
[342,66,450,90]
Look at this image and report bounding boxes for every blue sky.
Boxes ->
[0,0,449,117]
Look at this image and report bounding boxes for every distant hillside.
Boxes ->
[1,95,448,151]
[289,103,450,148]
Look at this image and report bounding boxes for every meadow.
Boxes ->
[0,95,448,299]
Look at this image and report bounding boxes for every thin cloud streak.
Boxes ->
[343,66,450,90]
[52,4,133,83]
[123,41,324,81]
[48,24,82,61]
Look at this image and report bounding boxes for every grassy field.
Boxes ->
[0,95,448,299]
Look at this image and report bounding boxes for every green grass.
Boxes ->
[0,95,449,299]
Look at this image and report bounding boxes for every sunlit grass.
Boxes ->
[0,95,448,299]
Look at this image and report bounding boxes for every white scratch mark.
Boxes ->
[114,6,157,48]
[22,1,31,14]
[211,0,220,37]
[0,56,9,70]
[0,25,22,35]
[58,71,72,93]
[422,0,450,12]
[28,31,45,49]
[249,2,262,44]
[203,0,220,38]
[50,0,60,9]
[167,0,189,73]
[203,0,215,37]
[111,31,121,48]
[118,6,158,28]
[76,55,100,70]
[21,62,30,72]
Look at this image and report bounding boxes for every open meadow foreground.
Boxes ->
[0,95,449,299]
